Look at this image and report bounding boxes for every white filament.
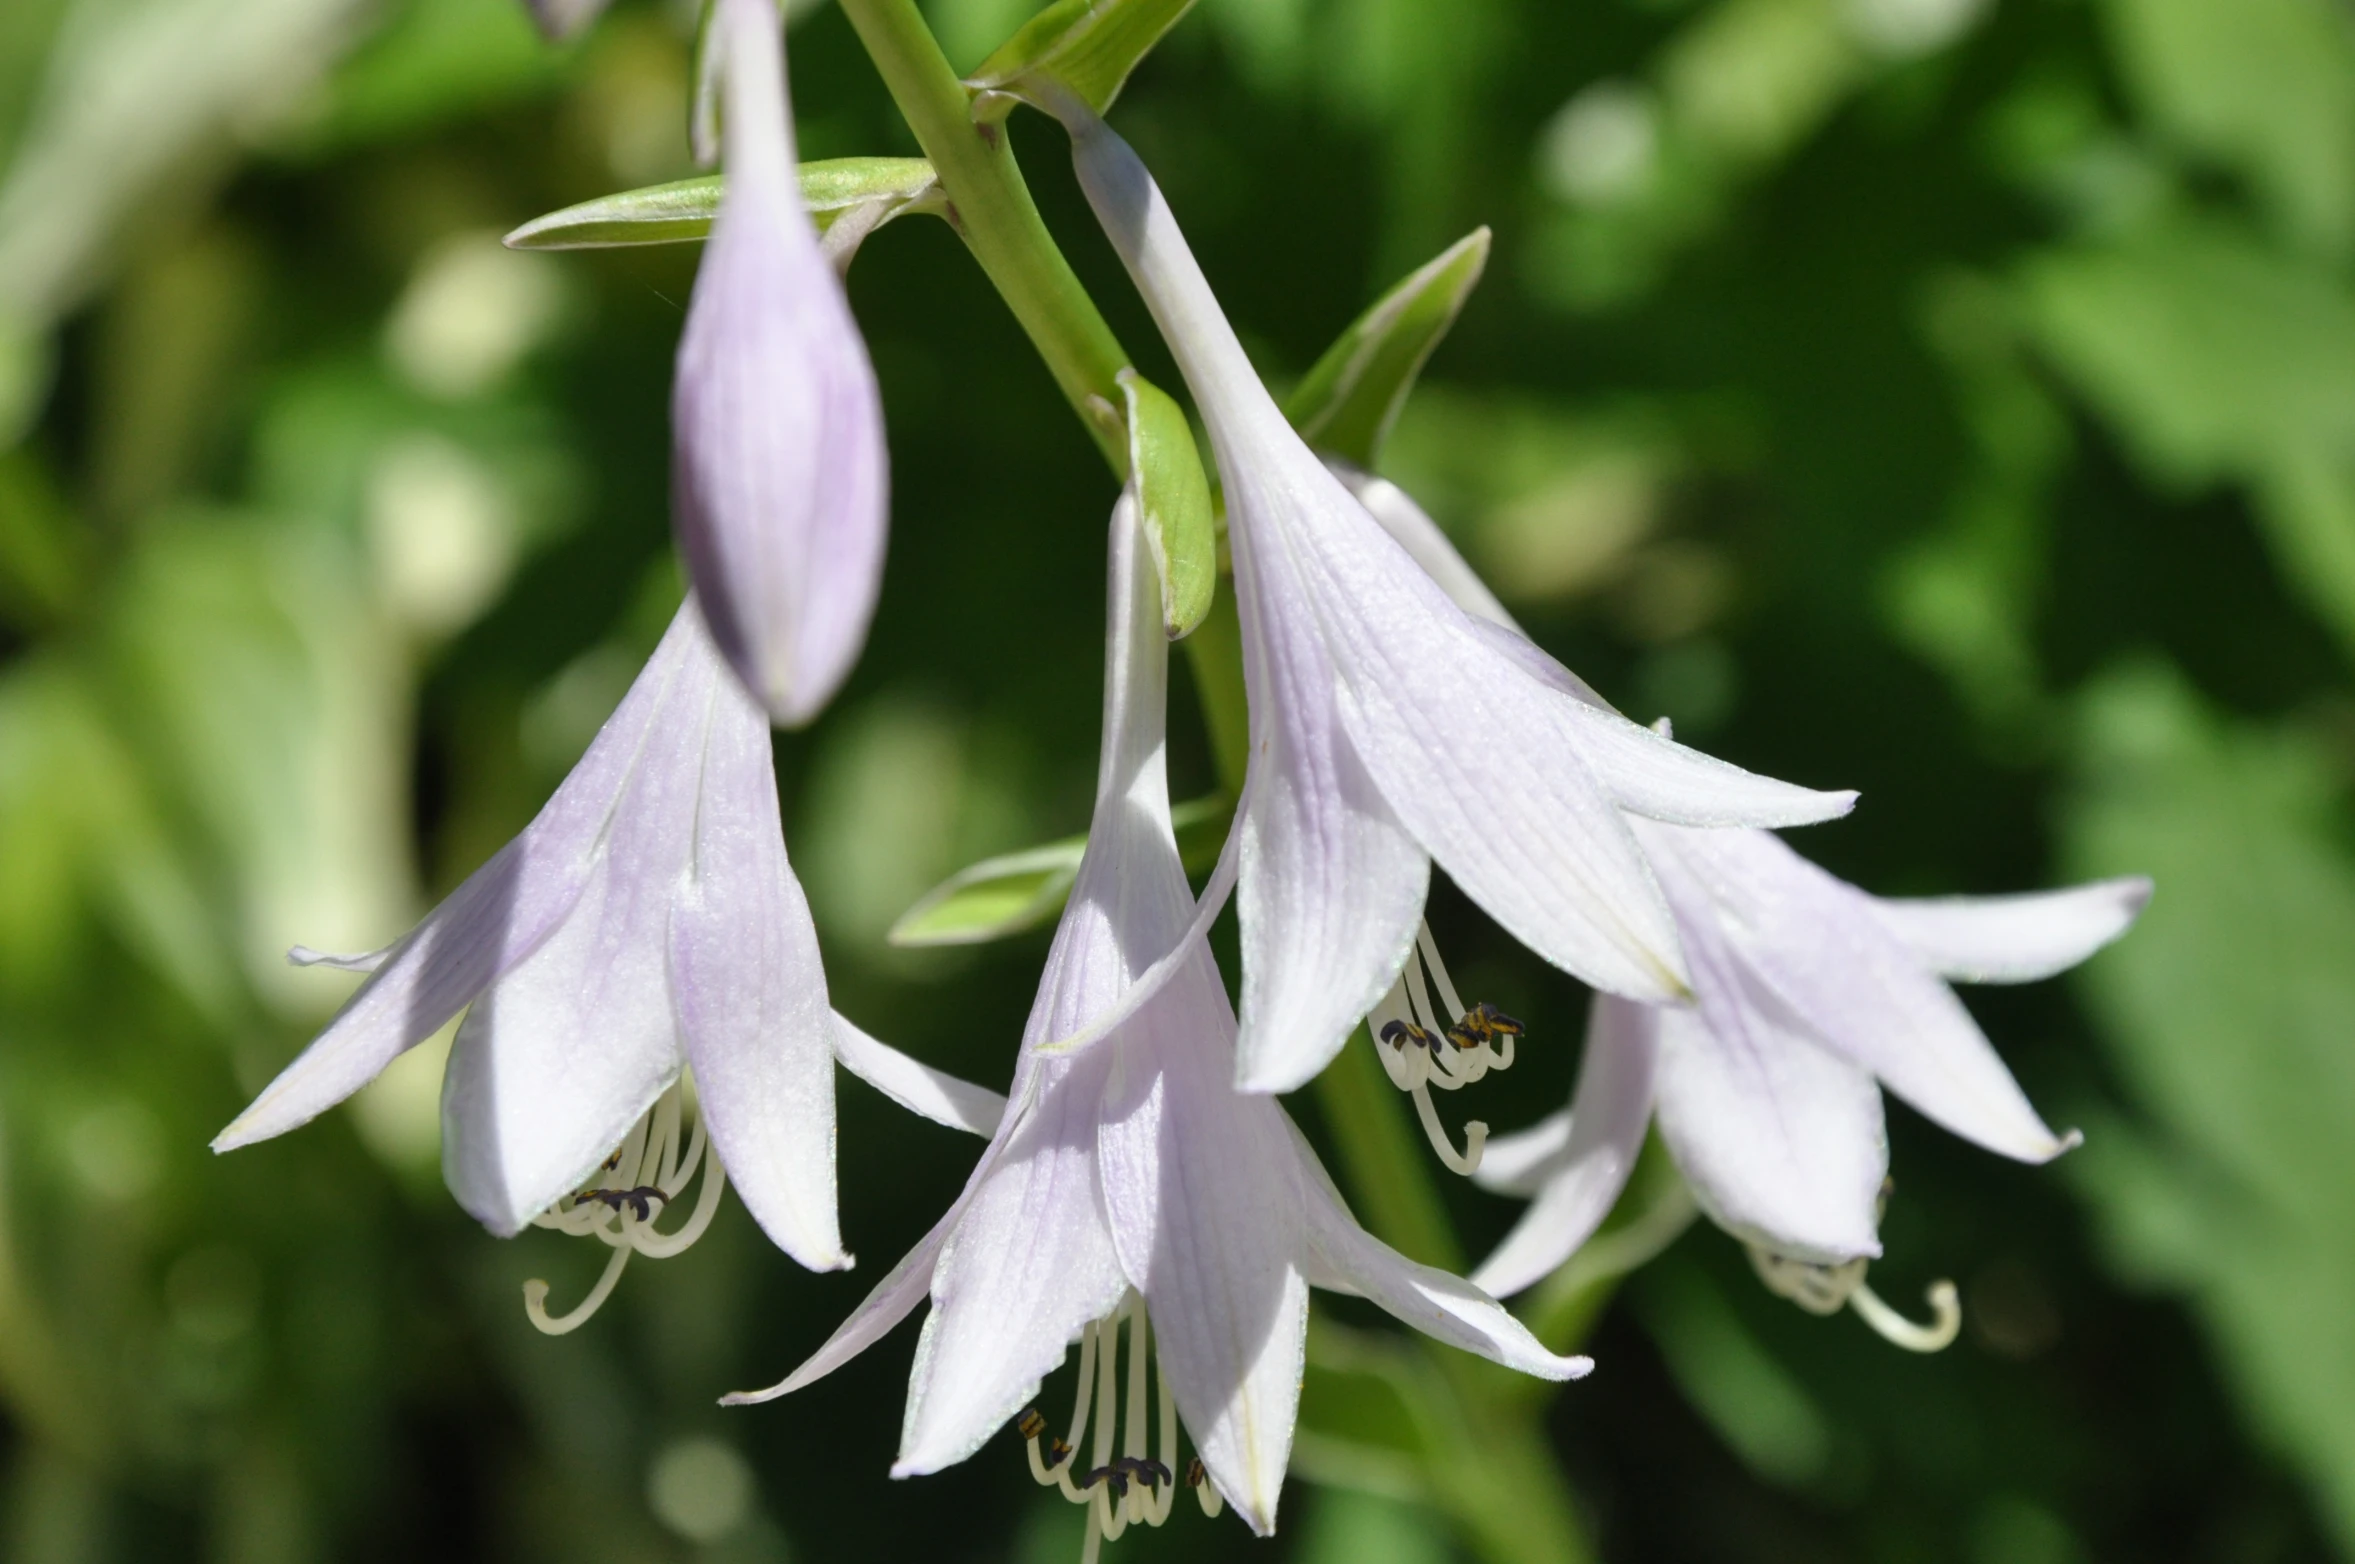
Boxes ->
[521,1073,729,1334]
[1018,1290,1206,1562]
[1748,1242,1963,1353]
[1849,1279,1962,1352]
[1368,923,1518,1175]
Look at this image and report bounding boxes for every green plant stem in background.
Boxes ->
[834,0,1131,471]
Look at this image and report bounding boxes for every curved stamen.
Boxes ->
[521,1074,727,1332]
[1849,1279,1962,1353]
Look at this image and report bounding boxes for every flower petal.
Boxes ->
[1650,999,1886,1264]
[1290,1120,1589,1381]
[1871,877,2152,985]
[1469,1108,1575,1198]
[672,658,846,1271]
[214,606,709,1153]
[1097,951,1311,1535]
[831,1012,1006,1136]
[893,1051,1130,1476]
[1648,821,2078,1163]
[723,1221,951,1407]
[1332,462,1520,633]
[1472,994,1659,1297]
[672,0,887,727]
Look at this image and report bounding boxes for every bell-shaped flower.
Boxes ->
[213,599,1000,1331]
[724,496,1586,1545]
[673,0,889,726]
[1059,111,1856,1094]
[1471,836,2146,1344]
[1337,470,2149,1335]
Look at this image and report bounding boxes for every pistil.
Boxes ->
[1015,1290,1219,1562]
[1368,923,1521,1175]
[521,1074,728,1334]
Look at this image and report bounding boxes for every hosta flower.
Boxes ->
[1471,838,2145,1342]
[1338,471,2150,1342]
[725,497,1586,1546]
[1060,113,1856,1094]
[213,600,1000,1330]
[673,0,889,726]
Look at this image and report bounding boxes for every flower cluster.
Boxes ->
[215,0,2149,1551]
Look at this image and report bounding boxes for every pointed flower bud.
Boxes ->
[673,0,889,726]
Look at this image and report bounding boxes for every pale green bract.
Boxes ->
[1121,368,1216,638]
[502,158,943,250]
[965,0,1197,123]
[888,794,1231,948]
[1283,228,1492,470]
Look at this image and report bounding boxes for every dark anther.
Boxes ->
[578,1185,666,1221]
[1113,1455,1172,1490]
[1184,1458,1208,1488]
[1080,1464,1129,1497]
[1017,1409,1047,1442]
[1046,1437,1073,1468]
[1446,1001,1525,1051]
[1379,1019,1439,1052]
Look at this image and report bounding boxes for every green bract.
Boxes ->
[966,0,1197,122]
[1284,228,1492,468]
[502,158,942,250]
[1121,368,1217,638]
[887,794,1231,947]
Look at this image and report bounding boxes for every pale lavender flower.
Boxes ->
[724,496,1586,1545]
[673,0,888,727]
[1056,113,1857,1095]
[214,600,999,1330]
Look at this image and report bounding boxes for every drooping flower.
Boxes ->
[1471,825,2147,1317]
[1057,111,1857,1095]
[213,599,1001,1330]
[724,495,1587,1547]
[1335,468,2150,1341]
[673,0,889,726]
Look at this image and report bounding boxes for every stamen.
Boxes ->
[1849,1279,1962,1353]
[1367,922,1519,1176]
[1012,1290,1218,1560]
[521,1073,728,1334]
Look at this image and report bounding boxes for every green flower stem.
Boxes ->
[834,0,1131,472]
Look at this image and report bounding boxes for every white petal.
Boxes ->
[1471,1109,1576,1198]
[1332,462,1521,633]
[285,944,390,973]
[439,856,684,1237]
[1647,821,2078,1163]
[1229,530,1429,1090]
[672,0,887,727]
[1289,1120,1589,1381]
[831,1013,1006,1136]
[1472,995,1659,1297]
[217,605,710,1155]
[1649,999,1886,1265]
[724,1222,951,1406]
[1872,877,2153,984]
[672,661,846,1271]
[894,1050,1130,1476]
[1096,951,1310,1534]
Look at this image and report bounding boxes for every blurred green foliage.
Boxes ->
[2,0,2354,1560]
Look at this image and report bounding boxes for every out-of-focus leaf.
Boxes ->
[0,0,360,324]
[1285,229,1490,470]
[0,450,84,629]
[887,794,1230,947]
[2095,0,2355,258]
[105,515,415,1017]
[1635,1258,1833,1488]
[2062,661,2355,1553]
[2018,219,2355,658]
[1120,369,1215,638]
[966,0,1196,121]
[503,159,944,250]
[287,0,559,155]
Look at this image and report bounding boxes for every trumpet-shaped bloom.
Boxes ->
[1471,835,2149,1300]
[673,0,888,726]
[1062,113,1856,1094]
[726,496,1586,1543]
[214,600,1001,1321]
